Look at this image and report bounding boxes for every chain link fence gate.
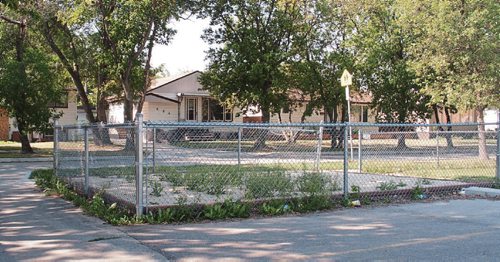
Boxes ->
[54,114,500,217]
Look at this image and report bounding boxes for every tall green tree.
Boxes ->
[402,0,500,159]
[90,0,179,123]
[35,1,98,126]
[200,0,309,148]
[284,0,355,148]
[0,4,64,153]
[347,0,431,148]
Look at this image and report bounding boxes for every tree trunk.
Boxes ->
[20,134,33,154]
[42,21,97,125]
[96,91,112,145]
[11,18,32,154]
[123,96,136,151]
[444,106,454,148]
[433,104,443,131]
[123,97,134,123]
[123,81,135,150]
[477,107,489,160]
[254,105,270,149]
[136,24,157,115]
[396,111,407,149]
[331,106,340,149]
[17,121,33,154]
[396,125,407,149]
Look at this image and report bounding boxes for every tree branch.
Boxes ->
[0,14,23,25]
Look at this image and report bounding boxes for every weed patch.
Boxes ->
[30,169,134,225]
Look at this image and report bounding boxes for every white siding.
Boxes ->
[144,102,178,121]
[108,103,124,123]
[152,72,207,95]
[55,90,78,126]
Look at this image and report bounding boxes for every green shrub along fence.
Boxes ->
[53,114,500,219]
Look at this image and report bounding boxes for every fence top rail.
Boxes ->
[55,122,135,129]
[143,121,498,128]
[54,121,499,129]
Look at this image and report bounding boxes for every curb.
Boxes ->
[464,187,500,198]
[0,157,53,163]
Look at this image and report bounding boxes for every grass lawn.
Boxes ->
[70,158,496,183]
[353,159,497,182]
[166,137,496,152]
[0,141,53,158]
[58,141,135,157]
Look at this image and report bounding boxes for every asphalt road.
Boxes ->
[0,162,165,262]
[122,199,500,261]
[2,161,500,261]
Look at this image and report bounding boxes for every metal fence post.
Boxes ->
[315,121,324,171]
[496,126,500,182]
[343,123,349,200]
[237,127,242,167]
[152,127,156,173]
[84,126,89,196]
[135,113,144,218]
[53,119,59,176]
[436,128,440,167]
[358,129,362,173]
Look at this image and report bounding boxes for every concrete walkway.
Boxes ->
[0,162,166,262]
[0,157,52,163]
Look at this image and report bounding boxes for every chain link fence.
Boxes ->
[54,120,138,211]
[54,115,500,216]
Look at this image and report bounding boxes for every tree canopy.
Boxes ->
[0,3,65,153]
[0,0,497,153]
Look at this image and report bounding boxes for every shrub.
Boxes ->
[259,200,291,216]
[294,195,332,212]
[297,172,332,196]
[377,180,406,191]
[149,180,163,197]
[245,171,293,199]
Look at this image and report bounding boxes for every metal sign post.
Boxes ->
[341,70,354,160]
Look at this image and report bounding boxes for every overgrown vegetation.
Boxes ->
[30,169,134,225]
[376,180,407,191]
[30,168,353,224]
[245,171,294,199]
[34,159,493,225]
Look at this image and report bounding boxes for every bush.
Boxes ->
[245,171,293,199]
[297,172,332,196]
[259,200,291,216]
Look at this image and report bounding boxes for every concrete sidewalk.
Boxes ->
[0,157,52,163]
[0,162,166,262]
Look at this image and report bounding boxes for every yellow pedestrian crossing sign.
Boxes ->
[341,69,352,87]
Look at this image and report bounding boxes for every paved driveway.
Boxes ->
[122,199,500,261]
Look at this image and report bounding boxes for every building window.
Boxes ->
[49,92,69,108]
[362,107,369,122]
[355,105,369,122]
[202,98,232,122]
[186,98,197,121]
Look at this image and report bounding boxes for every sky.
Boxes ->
[151,18,210,76]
